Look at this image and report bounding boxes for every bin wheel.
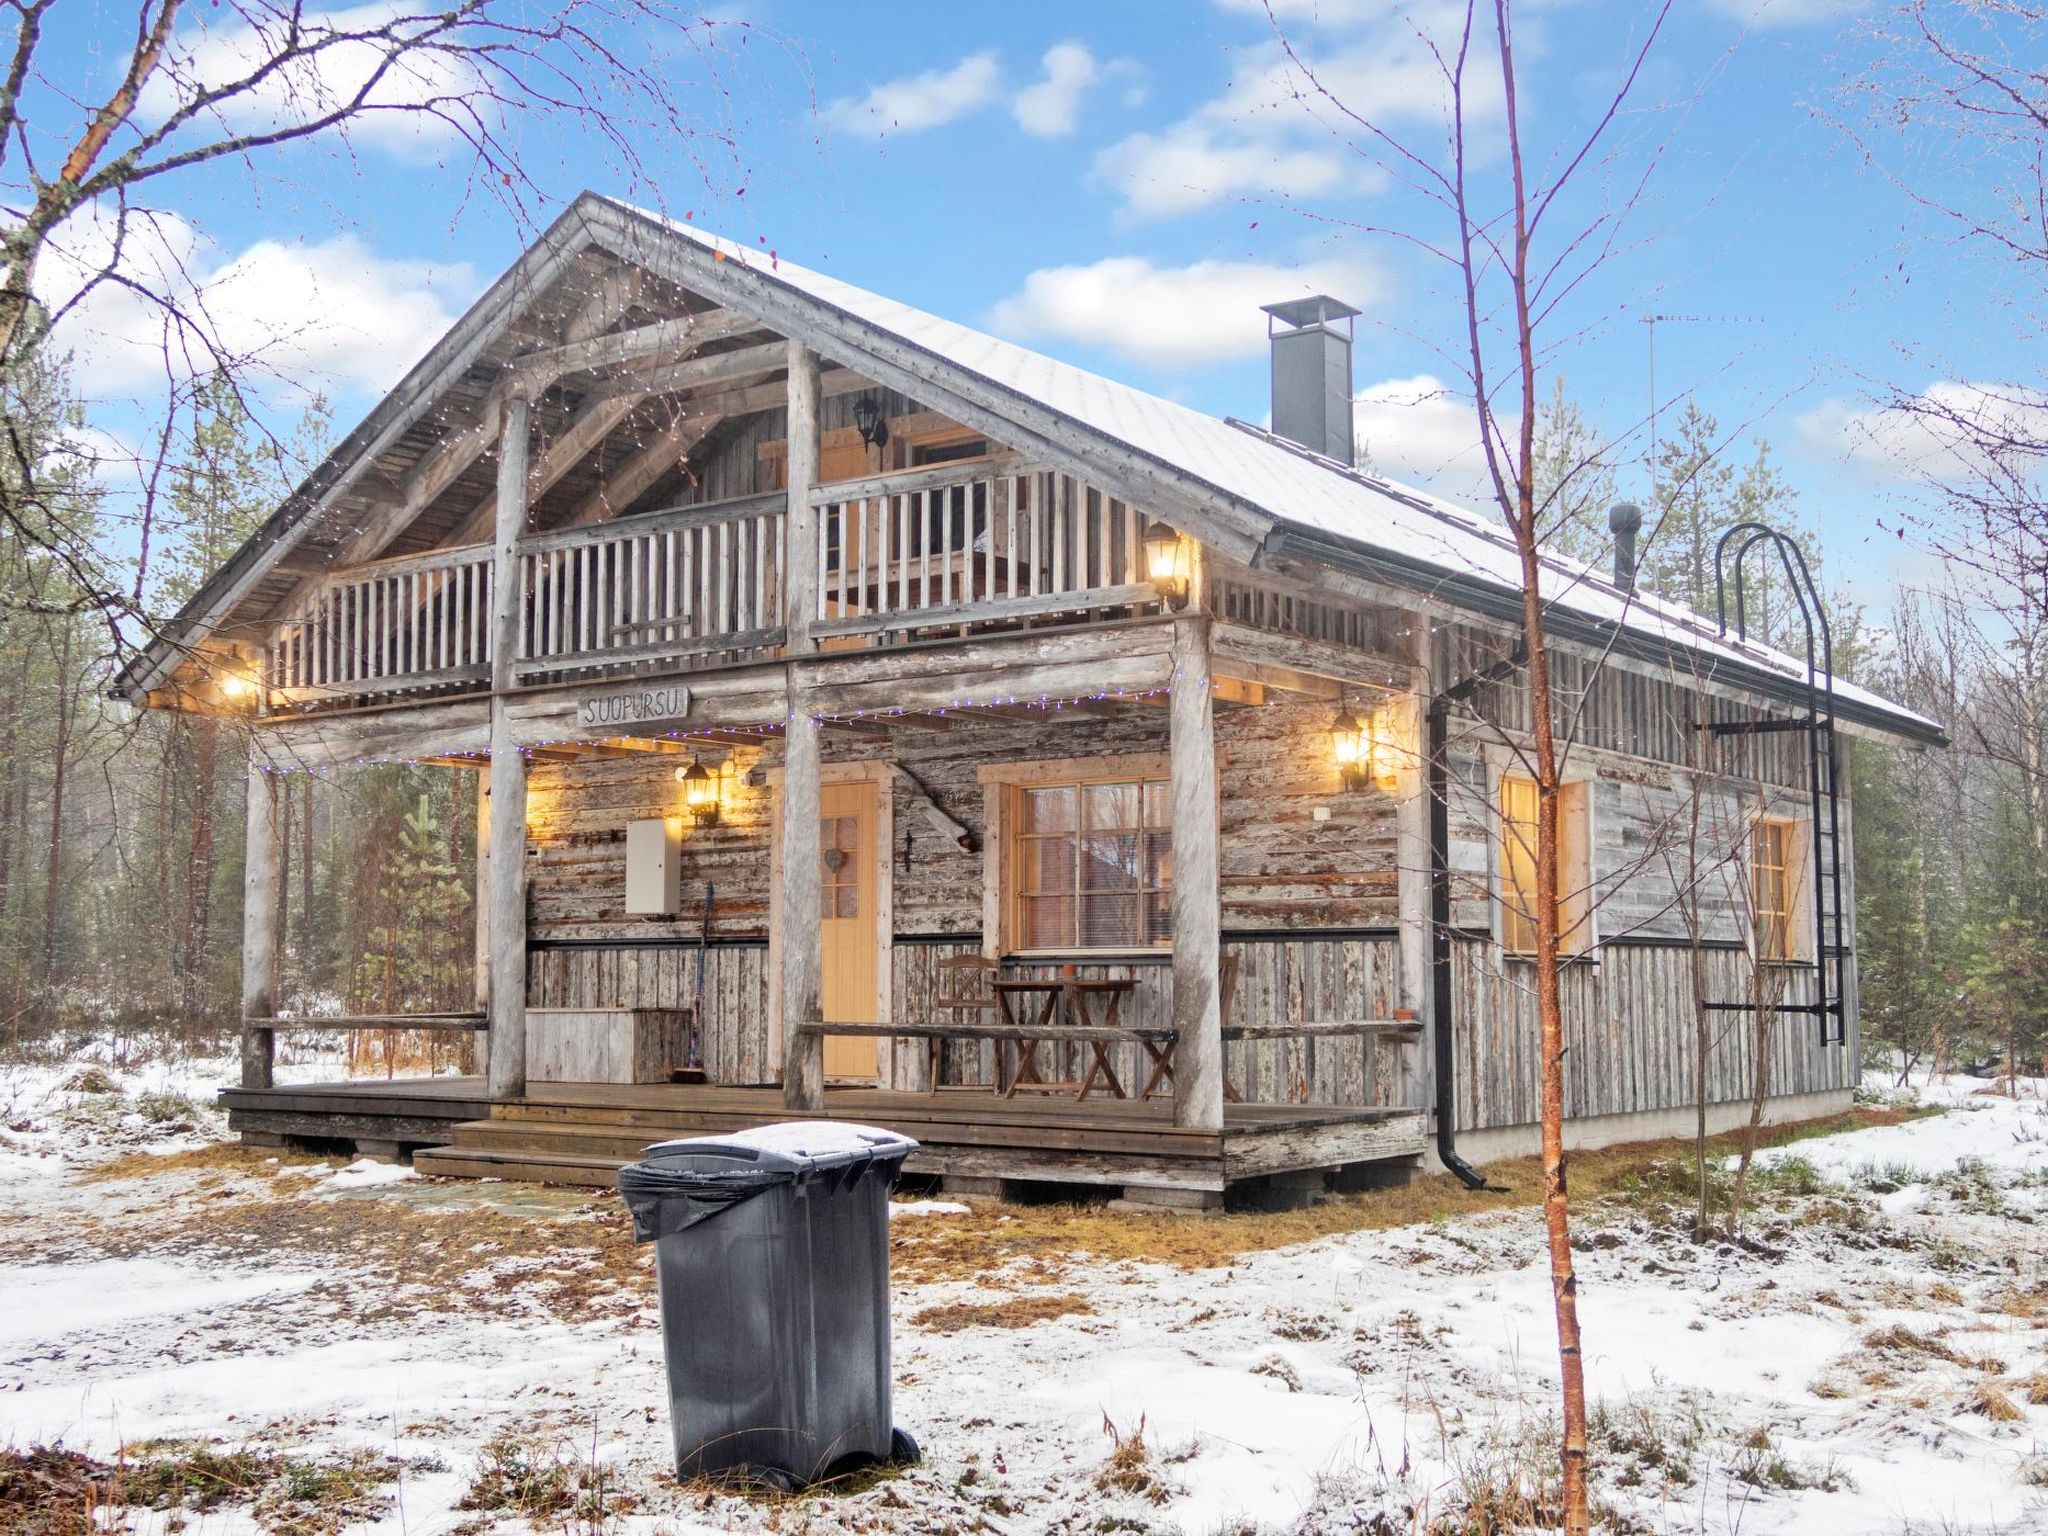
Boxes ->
[889,1428,921,1467]
[754,1467,803,1495]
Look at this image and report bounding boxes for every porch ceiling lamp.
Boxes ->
[853,395,889,454]
[1331,711,1372,793]
[1143,521,1190,601]
[675,756,721,827]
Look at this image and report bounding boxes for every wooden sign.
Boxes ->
[576,682,691,730]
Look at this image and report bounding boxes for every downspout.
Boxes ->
[1428,644,1525,1193]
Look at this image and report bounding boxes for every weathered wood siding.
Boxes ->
[519,691,1413,1102]
[1449,938,1855,1131]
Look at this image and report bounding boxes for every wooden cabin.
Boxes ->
[112,194,1944,1207]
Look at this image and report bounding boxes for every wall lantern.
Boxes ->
[853,395,890,455]
[675,756,723,827]
[1143,521,1191,601]
[217,669,261,711]
[1331,712,1373,793]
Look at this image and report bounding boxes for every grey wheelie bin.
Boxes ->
[617,1121,919,1490]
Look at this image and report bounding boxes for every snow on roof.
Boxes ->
[609,198,1941,744]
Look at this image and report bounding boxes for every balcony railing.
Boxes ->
[264,461,1166,708]
[813,460,1159,638]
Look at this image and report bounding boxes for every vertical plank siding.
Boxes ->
[1449,939,1852,1131]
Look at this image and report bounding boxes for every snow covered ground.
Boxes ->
[5,1054,2047,1534]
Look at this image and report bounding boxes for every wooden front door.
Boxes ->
[820,781,880,1079]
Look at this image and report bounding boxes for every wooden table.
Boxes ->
[991,977,1141,1100]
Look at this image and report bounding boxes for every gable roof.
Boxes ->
[115,192,1945,748]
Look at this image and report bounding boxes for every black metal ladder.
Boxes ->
[1704,522,1849,1047]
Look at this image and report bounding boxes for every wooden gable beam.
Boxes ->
[512,309,766,390]
[560,411,728,528]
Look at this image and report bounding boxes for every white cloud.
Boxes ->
[138,2,481,160]
[38,204,476,398]
[1352,374,1490,498]
[825,52,1002,137]
[989,254,1378,368]
[1095,5,1492,219]
[1012,42,1099,137]
[1094,124,1360,220]
[1795,382,2048,484]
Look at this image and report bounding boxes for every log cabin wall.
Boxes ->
[521,690,1408,1102]
[1434,621,1856,1131]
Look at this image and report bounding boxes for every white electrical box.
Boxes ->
[624,817,683,915]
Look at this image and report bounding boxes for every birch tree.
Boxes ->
[1257,3,1678,1524]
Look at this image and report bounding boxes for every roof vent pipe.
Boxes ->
[1261,295,1361,464]
[1608,501,1643,592]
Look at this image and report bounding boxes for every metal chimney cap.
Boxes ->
[1261,295,1361,330]
[1608,501,1644,534]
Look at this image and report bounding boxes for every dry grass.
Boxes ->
[1862,1325,1966,1364]
[84,1141,328,1183]
[1095,1415,1172,1506]
[0,1439,403,1536]
[888,1105,1928,1281]
[1969,1382,2028,1423]
[910,1292,1094,1333]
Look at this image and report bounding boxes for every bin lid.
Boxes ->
[642,1121,918,1177]
[617,1122,919,1242]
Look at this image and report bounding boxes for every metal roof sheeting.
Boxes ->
[611,199,1942,745]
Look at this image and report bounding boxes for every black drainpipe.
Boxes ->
[1427,645,1525,1193]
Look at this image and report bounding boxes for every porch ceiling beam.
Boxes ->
[1211,655,1341,700]
[510,308,764,390]
[1209,621,1413,691]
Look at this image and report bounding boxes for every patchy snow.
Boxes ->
[889,1199,972,1220]
[4,1059,2047,1533]
[329,1157,421,1189]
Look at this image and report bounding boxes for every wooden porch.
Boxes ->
[217,1075,1427,1204]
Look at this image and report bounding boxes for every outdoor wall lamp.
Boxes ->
[1143,521,1191,601]
[1333,702,1405,792]
[675,756,723,827]
[217,668,261,711]
[1331,711,1373,793]
[853,395,890,455]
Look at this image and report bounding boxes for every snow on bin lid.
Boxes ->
[643,1121,918,1168]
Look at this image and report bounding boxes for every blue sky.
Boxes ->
[39,0,2025,609]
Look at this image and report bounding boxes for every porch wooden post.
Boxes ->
[486,390,532,1102]
[1169,609,1225,1131]
[473,763,491,1012]
[780,343,826,1109]
[239,744,280,1090]
[1392,686,1430,1108]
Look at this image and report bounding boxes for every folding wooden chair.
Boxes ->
[932,953,1000,1092]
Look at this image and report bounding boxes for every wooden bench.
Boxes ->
[795,1020,1173,1101]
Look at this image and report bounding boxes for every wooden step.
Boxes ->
[413,1144,625,1188]
[443,1118,661,1161]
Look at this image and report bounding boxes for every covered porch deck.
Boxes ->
[217,1075,1427,1206]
